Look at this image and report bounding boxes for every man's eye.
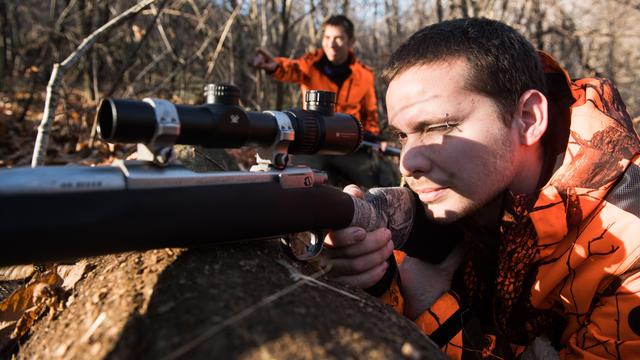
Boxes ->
[392,130,407,142]
[426,122,459,133]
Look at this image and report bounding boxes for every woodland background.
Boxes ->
[0,0,639,167]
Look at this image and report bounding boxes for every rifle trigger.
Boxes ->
[281,231,324,261]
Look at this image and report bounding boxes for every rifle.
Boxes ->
[0,84,419,289]
[361,133,401,157]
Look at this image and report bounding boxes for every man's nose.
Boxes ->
[399,140,431,178]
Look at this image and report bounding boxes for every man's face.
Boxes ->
[386,60,521,223]
[322,25,353,65]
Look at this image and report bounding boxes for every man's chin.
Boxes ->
[421,203,464,224]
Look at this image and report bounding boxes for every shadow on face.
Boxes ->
[399,133,516,224]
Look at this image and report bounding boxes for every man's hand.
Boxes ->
[253,48,278,73]
[323,185,395,289]
[399,245,464,320]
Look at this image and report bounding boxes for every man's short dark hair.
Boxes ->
[382,18,547,122]
[323,15,355,40]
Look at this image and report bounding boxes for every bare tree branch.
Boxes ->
[204,1,244,81]
[32,0,158,167]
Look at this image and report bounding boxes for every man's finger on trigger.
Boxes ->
[343,184,364,199]
[325,227,366,247]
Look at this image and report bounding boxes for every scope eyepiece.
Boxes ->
[96,84,363,156]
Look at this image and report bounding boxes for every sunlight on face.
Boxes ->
[386,60,520,223]
[322,25,353,65]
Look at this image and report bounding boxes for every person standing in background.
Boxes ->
[254,15,399,188]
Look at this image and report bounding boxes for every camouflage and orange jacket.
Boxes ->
[271,49,380,135]
[387,52,640,359]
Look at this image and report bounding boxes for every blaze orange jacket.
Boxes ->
[271,49,380,135]
[385,52,640,359]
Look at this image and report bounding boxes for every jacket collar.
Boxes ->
[525,52,640,255]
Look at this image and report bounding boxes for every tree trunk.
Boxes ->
[276,0,290,110]
[79,0,96,100]
[0,0,16,83]
[436,0,444,22]
[341,0,349,16]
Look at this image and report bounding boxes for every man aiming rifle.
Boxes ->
[254,15,399,188]
[324,18,640,358]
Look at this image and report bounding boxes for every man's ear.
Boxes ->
[513,89,548,146]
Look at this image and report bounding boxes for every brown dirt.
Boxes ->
[8,241,444,360]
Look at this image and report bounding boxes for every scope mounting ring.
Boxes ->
[139,98,181,165]
[255,110,295,169]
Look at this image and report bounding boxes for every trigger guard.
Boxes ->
[281,231,324,261]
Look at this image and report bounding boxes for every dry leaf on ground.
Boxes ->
[0,270,63,352]
[57,260,88,291]
[0,265,36,281]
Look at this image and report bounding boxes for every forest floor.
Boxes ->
[0,92,441,359]
[0,90,125,167]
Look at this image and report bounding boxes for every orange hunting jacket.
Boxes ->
[271,49,380,135]
[386,52,640,359]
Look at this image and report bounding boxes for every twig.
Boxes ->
[276,259,362,300]
[204,1,243,81]
[80,312,106,343]
[105,0,169,98]
[130,49,172,86]
[53,0,80,33]
[150,3,185,64]
[31,0,158,167]
[149,1,243,95]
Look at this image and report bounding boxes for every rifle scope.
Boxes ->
[97,84,363,155]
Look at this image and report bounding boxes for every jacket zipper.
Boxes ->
[344,78,353,103]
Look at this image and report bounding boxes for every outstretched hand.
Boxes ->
[323,185,395,289]
[253,48,278,72]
